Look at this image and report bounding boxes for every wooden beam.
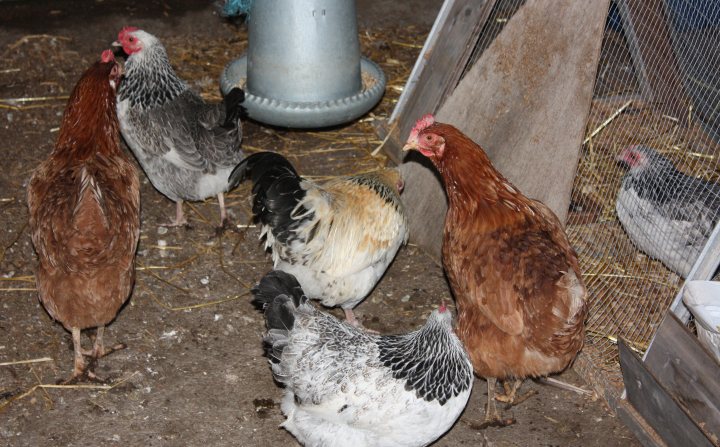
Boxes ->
[619,339,715,447]
[382,0,496,164]
[643,312,720,444]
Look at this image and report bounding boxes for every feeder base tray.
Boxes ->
[220,55,386,128]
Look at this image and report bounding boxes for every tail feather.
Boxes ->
[221,87,246,129]
[252,270,308,362]
[227,152,307,243]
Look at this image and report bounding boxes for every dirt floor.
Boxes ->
[0,1,639,446]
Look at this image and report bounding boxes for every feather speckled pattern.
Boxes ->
[616,144,720,278]
[253,271,473,447]
[230,152,408,324]
[404,116,587,422]
[27,53,140,378]
[114,27,244,224]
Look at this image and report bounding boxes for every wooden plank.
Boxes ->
[619,339,714,447]
[383,0,496,164]
[616,399,668,447]
[643,312,720,445]
[616,0,690,121]
[395,0,609,259]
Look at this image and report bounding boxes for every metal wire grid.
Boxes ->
[566,0,720,388]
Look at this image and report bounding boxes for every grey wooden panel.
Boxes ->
[384,0,496,164]
[616,399,668,447]
[620,340,714,447]
[644,312,720,445]
[397,0,609,259]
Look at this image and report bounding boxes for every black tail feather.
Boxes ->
[227,152,308,243]
[252,270,307,363]
[221,87,246,128]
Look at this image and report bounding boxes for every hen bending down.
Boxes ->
[403,115,587,425]
[229,152,408,328]
[616,144,720,278]
[27,51,140,381]
[253,270,473,447]
[113,27,245,227]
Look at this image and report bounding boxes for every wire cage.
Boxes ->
[568,0,720,399]
[460,0,720,401]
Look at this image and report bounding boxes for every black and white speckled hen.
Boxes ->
[616,144,720,278]
[113,27,245,227]
[252,270,473,447]
[229,151,408,328]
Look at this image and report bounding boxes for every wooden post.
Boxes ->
[378,0,496,165]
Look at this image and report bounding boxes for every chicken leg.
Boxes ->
[91,326,127,359]
[69,327,86,381]
[465,378,516,430]
[167,200,188,227]
[495,379,538,407]
[65,327,126,383]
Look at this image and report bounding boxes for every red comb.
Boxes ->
[408,114,435,142]
[101,49,115,63]
[439,302,447,313]
[119,26,139,39]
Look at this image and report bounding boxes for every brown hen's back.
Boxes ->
[27,59,140,331]
[424,123,587,380]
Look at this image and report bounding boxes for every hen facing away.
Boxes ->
[113,27,245,228]
[27,50,140,381]
[403,115,587,425]
[229,152,408,328]
[616,144,720,278]
[252,270,473,447]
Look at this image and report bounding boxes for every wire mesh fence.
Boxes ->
[566,0,720,393]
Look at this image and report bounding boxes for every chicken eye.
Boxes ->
[425,135,433,141]
[129,37,135,42]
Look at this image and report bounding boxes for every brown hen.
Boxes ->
[403,115,587,425]
[27,50,140,381]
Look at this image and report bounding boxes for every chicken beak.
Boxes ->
[402,141,418,152]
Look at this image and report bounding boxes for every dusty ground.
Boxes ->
[0,1,638,446]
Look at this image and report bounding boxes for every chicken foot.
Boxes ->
[213,192,236,236]
[165,200,189,227]
[63,327,125,383]
[464,378,516,430]
[495,379,538,408]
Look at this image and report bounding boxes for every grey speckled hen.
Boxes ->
[616,144,720,277]
[113,27,245,227]
[252,270,473,447]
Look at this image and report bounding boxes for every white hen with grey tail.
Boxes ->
[253,270,473,447]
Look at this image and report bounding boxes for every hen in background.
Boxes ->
[253,270,473,447]
[616,144,720,278]
[27,50,140,381]
[113,27,245,228]
[403,115,587,425]
[229,152,408,328]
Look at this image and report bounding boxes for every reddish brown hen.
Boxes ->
[27,50,140,381]
[403,115,587,425]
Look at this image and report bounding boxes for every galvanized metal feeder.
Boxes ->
[220,0,386,128]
